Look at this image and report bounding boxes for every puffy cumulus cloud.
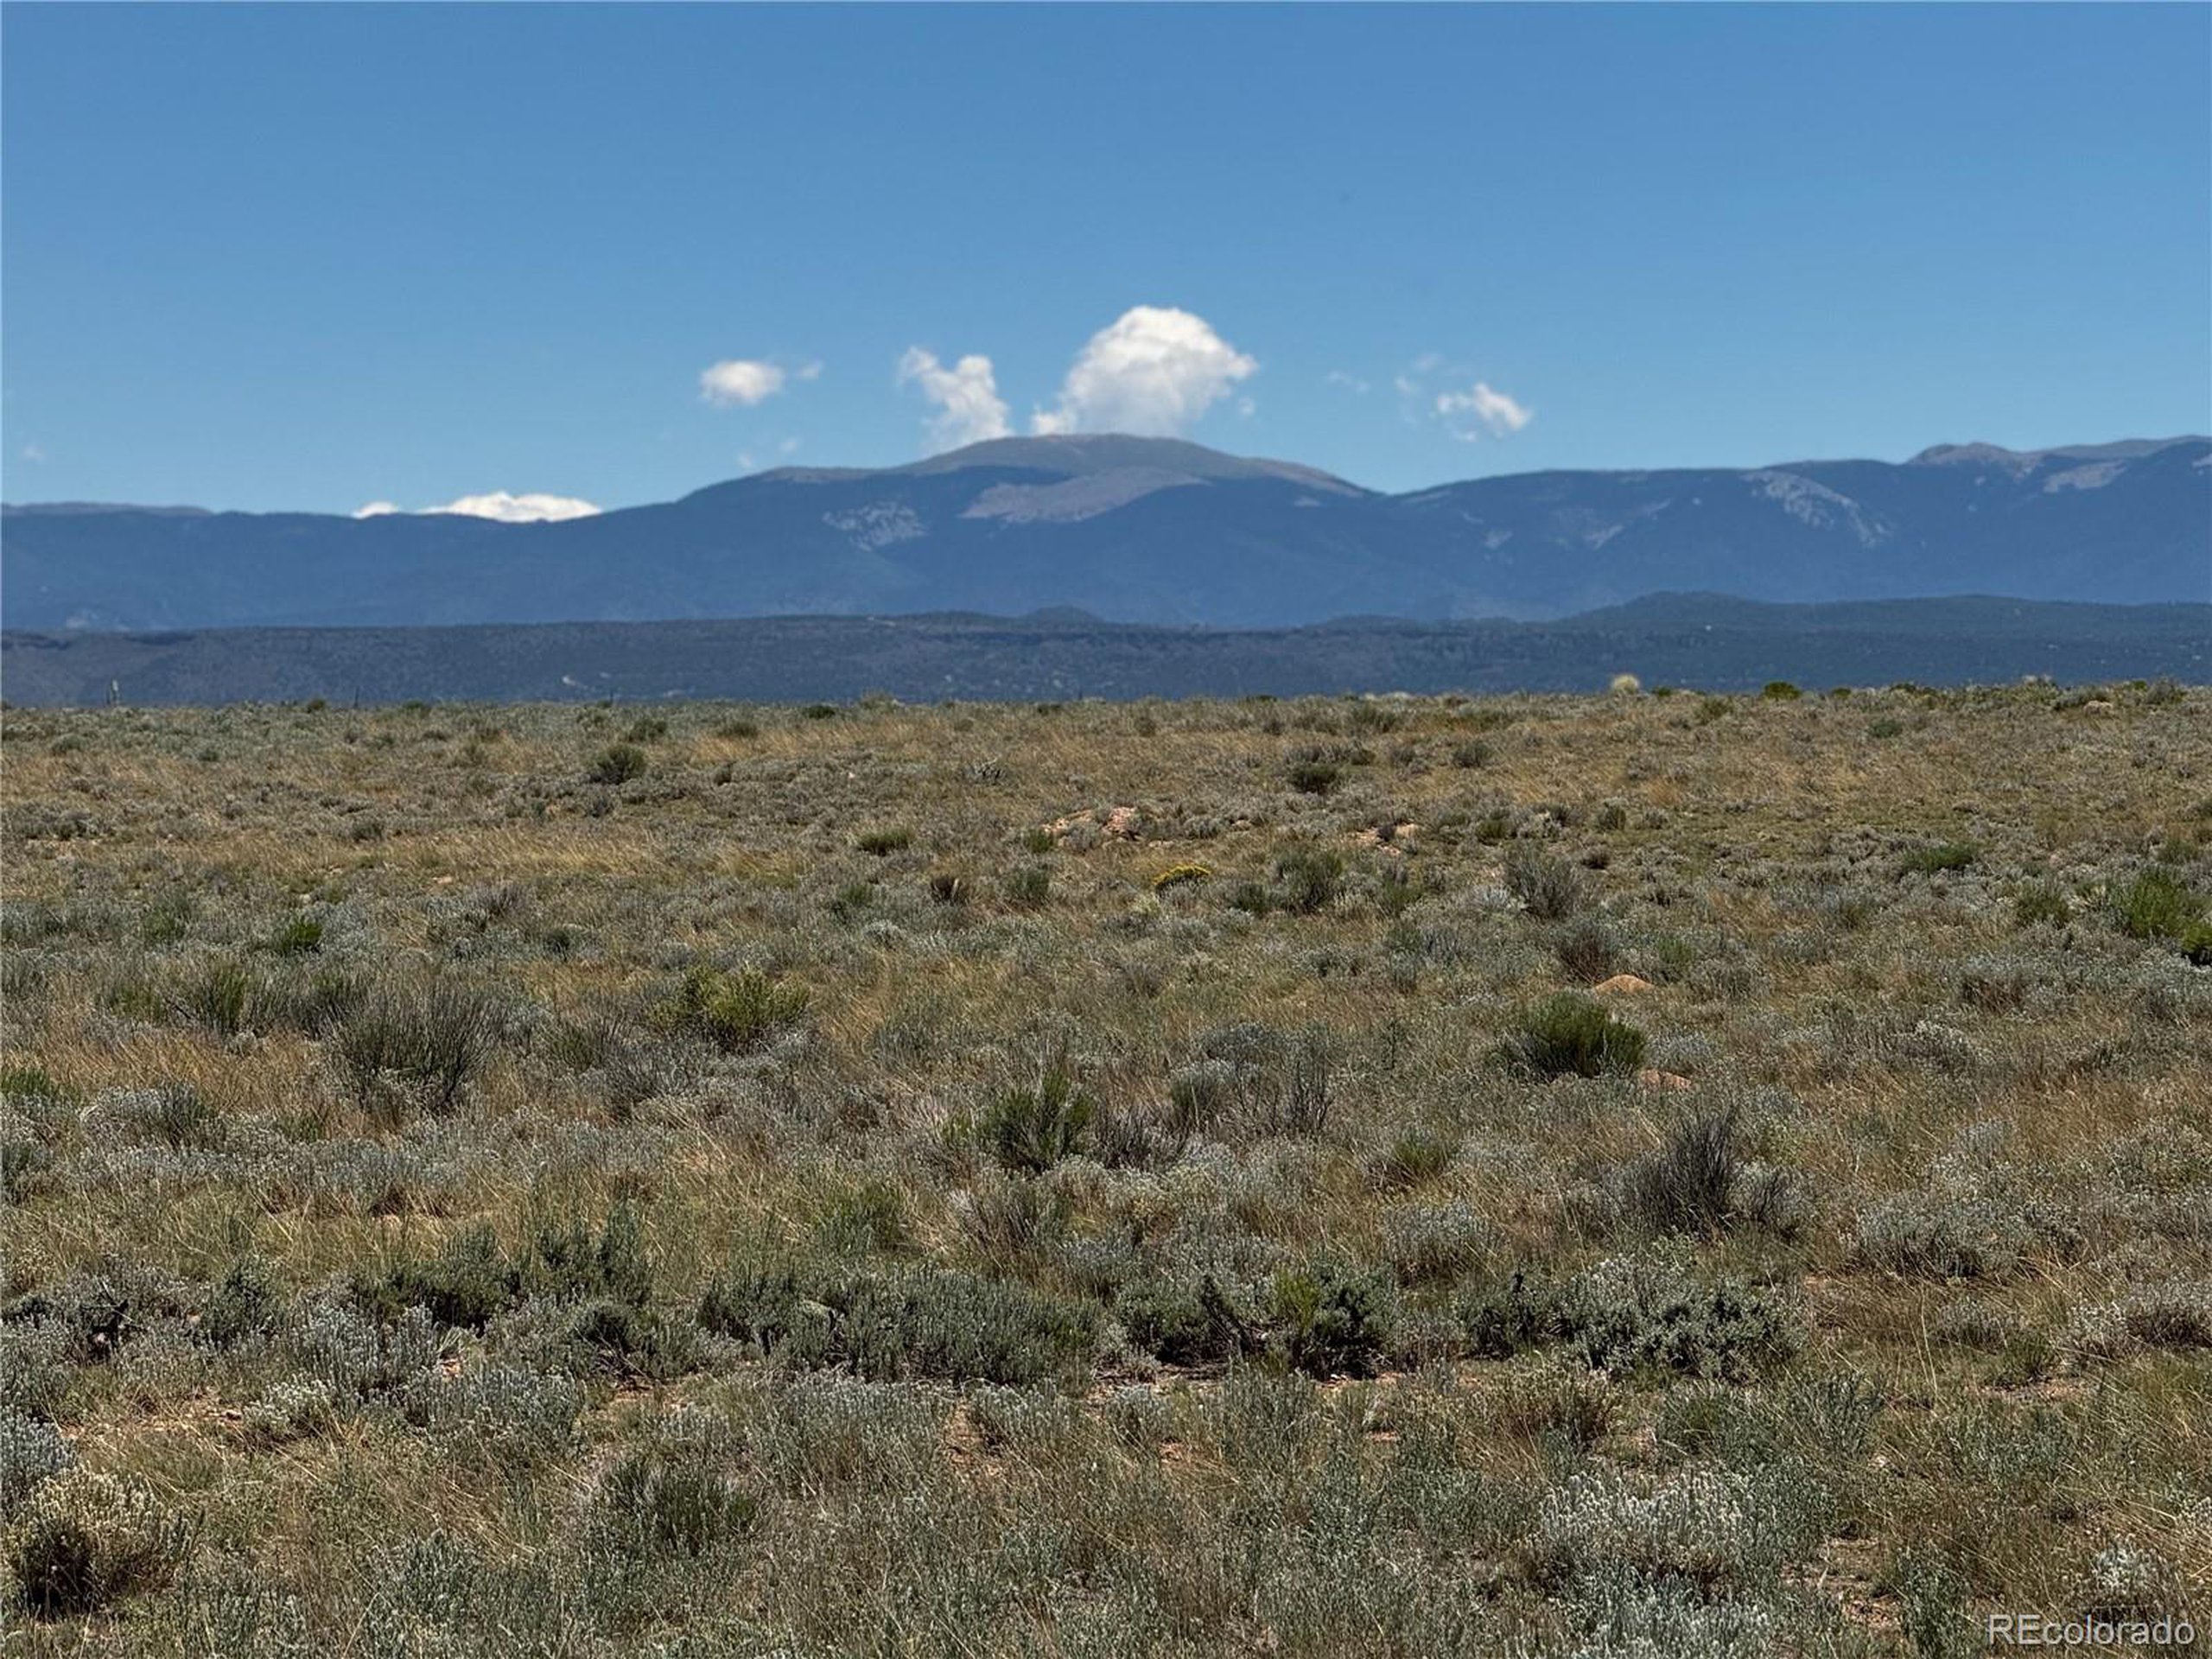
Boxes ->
[897,346,1012,451]
[1031,305,1256,437]
[1434,381,1532,441]
[698,359,790,407]
[353,493,602,524]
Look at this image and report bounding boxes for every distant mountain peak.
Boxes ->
[1909,435,2206,468]
[893,433,1369,495]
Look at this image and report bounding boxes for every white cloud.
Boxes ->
[1434,381,1532,441]
[1324,372,1370,396]
[794,361,823,382]
[898,346,1012,451]
[698,359,790,407]
[20,442,48,465]
[354,492,602,524]
[1031,305,1256,437]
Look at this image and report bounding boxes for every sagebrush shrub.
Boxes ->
[1504,843,1586,920]
[586,743,648,785]
[697,1259,1096,1384]
[5,1469,191,1618]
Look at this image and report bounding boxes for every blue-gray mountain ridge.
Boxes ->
[3,433,2204,631]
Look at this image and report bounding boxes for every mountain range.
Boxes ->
[3,434,2207,632]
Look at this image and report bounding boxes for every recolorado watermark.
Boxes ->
[1988,1612,2196,1649]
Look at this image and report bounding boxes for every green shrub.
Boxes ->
[264,914,324,956]
[2112,868,2206,944]
[652,965,808,1053]
[1001,864,1052,910]
[358,1224,515,1330]
[198,1257,286,1351]
[1286,759,1344,796]
[1498,993,1647,1078]
[623,715,669,743]
[974,1064,1094,1173]
[2012,880,2070,927]
[1901,842,1979,877]
[1116,1274,1251,1367]
[172,957,255,1036]
[1274,846,1344,915]
[1372,1126,1458,1191]
[1624,1103,1744,1237]
[698,1259,1096,1384]
[592,1445,756,1560]
[332,981,498,1119]
[1269,1257,1400,1378]
[587,743,648,785]
[0,1065,73,1105]
[814,1181,912,1257]
[522,1201,656,1308]
[855,825,912,856]
[1761,680,1802,701]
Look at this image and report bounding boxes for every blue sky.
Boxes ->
[4,3,2208,516]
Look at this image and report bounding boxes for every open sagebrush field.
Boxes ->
[2,680,2209,1656]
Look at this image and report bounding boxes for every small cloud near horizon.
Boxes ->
[898,347,1012,451]
[1395,356,1534,441]
[354,492,601,524]
[699,357,815,407]
[1435,381,1533,440]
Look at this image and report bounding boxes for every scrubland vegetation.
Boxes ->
[2,679,2208,1656]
